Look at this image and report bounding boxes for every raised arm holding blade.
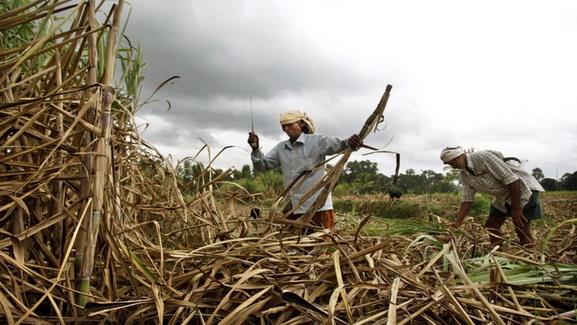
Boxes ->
[248,97,258,149]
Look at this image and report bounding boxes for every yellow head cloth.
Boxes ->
[279,109,316,134]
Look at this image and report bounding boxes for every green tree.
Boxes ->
[341,160,393,194]
[375,173,392,190]
[175,161,208,193]
[232,164,252,180]
[396,169,457,194]
[256,170,284,195]
[351,173,378,194]
[560,171,577,190]
[423,170,458,193]
[396,169,420,193]
[540,178,558,191]
[241,164,252,179]
[532,168,545,182]
[342,160,378,183]
[177,160,194,181]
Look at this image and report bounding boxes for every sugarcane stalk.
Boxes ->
[78,0,123,308]
[75,0,101,307]
[298,85,392,228]
[51,50,66,262]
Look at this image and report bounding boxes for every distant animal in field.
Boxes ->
[388,190,403,201]
[249,207,261,219]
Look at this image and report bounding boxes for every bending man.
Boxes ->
[440,146,544,247]
[248,109,361,232]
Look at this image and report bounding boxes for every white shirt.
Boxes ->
[251,133,347,214]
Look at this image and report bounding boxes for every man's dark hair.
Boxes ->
[300,120,312,134]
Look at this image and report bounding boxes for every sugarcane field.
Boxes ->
[2,1,577,324]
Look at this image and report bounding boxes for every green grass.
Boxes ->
[333,199,425,219]
[359,217,447,236]
[333,193,492,220]
[248,192,577,246]
[542,190,577,198]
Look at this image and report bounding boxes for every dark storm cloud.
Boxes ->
[124,0,386,148]
[127,1,374,101]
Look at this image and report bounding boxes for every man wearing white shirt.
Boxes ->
[248,109,361,231]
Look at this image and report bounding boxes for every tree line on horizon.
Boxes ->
[174,160,577,196]
[530,167,577,191]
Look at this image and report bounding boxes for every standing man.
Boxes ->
[440,146,545,247]
[248,109,361,232]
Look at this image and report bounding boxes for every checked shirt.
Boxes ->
[459,150,544,213]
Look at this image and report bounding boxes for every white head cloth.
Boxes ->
[279,109,316,134]
[440,146,465,163]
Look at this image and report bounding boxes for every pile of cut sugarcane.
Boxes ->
[1,1,575,324]
[92,220,574,324]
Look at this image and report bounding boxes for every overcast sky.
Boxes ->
[124,0,577,179]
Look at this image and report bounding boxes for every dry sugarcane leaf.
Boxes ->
[332,250,353,322]
[353,309,389,325]
[7,195,30,217]
[151,283,164,325]
[440,285,475,325]
[386,277,400,325]
[218,286,272,325]
[397,300,438,325]
[44,289,65,325]
[206,267,271,324]
[446,252,506,325]
[0,288,15,325]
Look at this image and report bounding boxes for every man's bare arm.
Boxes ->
[452,201,473,228]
